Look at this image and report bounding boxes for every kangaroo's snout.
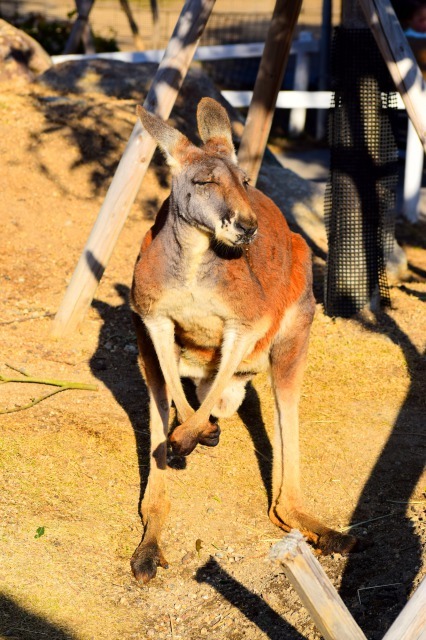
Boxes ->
[234,217,258,244]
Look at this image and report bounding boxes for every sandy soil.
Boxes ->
[0,77,425,640]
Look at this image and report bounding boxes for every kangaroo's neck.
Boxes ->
[168,195,211,253]
[162,194,214,283]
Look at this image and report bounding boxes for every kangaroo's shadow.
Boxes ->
[238,381,273,508]
[339,307,426,634]
[90,284,151,512]
[196,558,305,640]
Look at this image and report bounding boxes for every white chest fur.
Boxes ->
[152,283,229,347]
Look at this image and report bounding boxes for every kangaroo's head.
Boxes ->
[137,98,258,247]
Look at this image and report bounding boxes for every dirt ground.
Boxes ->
[0,75,425,640]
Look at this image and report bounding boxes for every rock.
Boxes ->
[181,551,195,565]
[0,19,51,82]
[38,58,159,99]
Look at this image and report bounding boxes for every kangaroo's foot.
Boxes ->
[168,416,220,456]
[131,540,169,585]
[269,505,372,555]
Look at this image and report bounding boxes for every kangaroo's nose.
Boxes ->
[235,220,258,237]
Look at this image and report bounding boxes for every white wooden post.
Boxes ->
[288,31,312,137]
[270,531,367,640]
[404,120,424,222]
[51,0,216,338]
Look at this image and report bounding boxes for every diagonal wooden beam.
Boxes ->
[237,0,303,184]
[51,0,216,338]
[64,0,96,55]
[358,0,426,151]
[119,0,145,51]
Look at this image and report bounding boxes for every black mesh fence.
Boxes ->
[324,28,399,317]
[199,11,272,90]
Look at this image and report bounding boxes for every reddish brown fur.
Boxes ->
[129,98,365,585]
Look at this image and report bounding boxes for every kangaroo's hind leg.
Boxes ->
[269,320,362,555]
[131,313,171,585]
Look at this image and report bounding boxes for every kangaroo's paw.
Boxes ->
[316,529,372,555]
[131,541,169,586]
[169,417,220,456]
[269,505,372,556]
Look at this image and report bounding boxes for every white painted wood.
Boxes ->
[223,89,333,109]
[51,39,319,65]
[270,531,368,640]
[404,120,424,222]
[223,90,408,110]
[288,31,312,136]
[51,0,217,338]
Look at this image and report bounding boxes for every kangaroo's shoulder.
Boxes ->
[248,184,310,267]
[138,198,170,254]
[132,199,171,311]
[246,184,312,305]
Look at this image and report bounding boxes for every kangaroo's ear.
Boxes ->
[137,105,196,170]
[197,97,237,164]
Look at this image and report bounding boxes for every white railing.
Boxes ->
[51,40,424,222]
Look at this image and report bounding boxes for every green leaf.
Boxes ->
[35,526,45,539]
[195,538,203,556]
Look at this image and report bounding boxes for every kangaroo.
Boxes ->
[130,97,361,585]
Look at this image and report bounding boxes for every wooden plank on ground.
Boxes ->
[270,530,367,640]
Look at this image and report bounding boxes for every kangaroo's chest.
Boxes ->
[154,283,228,348]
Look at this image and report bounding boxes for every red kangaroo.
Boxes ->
[130,97,360,585]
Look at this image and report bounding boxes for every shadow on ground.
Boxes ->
[196,558,305,640]
[338,304,426,635]
[0,593,78,640]
[90,284,151,514]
